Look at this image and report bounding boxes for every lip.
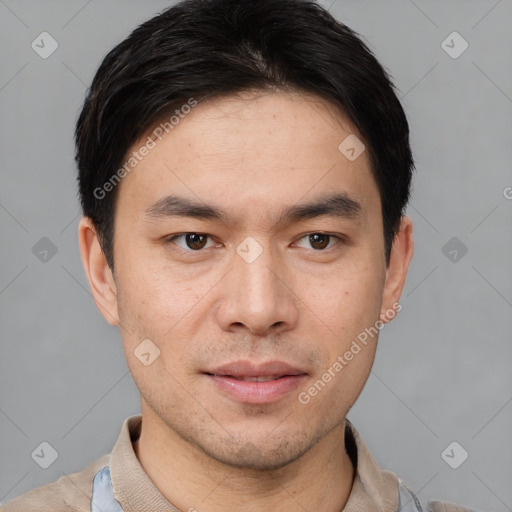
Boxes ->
[204,360,308,404]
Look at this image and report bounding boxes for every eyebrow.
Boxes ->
[144,192,362,227]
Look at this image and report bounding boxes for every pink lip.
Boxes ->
[204,360,308,404]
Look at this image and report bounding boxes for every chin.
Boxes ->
[212,442,308,470]
[197,428,318,471]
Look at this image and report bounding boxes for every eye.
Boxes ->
[165,232,343,252]
[166,233,218,251]
[294,233,342,251]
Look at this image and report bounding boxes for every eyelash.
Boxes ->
[164,232,344,253]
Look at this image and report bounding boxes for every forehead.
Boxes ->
[114,90,379,226]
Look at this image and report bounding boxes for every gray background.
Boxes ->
[1,0,511,510]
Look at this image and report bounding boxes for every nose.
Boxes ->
[214,241,300,337]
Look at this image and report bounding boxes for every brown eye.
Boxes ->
[167,233,214,251]
[184,233,208,250]
[294,233,342,251]
[309,233,331,250]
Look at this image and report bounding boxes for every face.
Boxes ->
[80,90,412,470]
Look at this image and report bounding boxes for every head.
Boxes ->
[77,0,414,470]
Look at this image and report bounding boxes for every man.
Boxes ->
[2,0,476,511]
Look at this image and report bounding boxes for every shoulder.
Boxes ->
[0,453,110,512]
[427,501,480,512]
[399,479,479,512]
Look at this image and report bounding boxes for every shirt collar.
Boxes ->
[344,418,401,511]
[110,415,179,511]
[109,415,401,512]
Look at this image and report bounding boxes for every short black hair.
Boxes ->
[75,0,414,272]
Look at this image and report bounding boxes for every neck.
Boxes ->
[133,409,355,512]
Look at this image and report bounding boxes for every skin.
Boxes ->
[78,89,414,512]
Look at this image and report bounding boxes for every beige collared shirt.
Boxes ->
[1,415,476,512]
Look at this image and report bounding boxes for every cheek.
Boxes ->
[296,262,383,406]
[114,259,217,378]
[299,336,377,420]
[332,349,376,410]
[303,262,384,335]
[116,254,204,329]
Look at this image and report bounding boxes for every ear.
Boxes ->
[78,216,119,326]
[380,215,414,323]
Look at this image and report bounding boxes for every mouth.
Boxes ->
[203,360,308,404]
[206,375,291,382]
